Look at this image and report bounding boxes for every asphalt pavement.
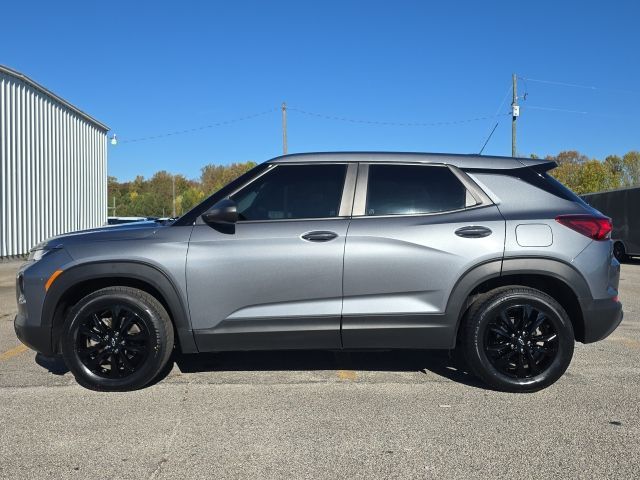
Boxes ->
[0,259,638,479]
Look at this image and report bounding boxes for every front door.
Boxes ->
[187,162,356,351]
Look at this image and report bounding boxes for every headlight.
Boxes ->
[28,243,60,262]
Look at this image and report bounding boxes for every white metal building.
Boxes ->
[0,65,108,257]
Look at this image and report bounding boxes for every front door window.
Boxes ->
[231,164,347,221]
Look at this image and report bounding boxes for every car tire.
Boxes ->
[462,286,574,393]
[613,242,628,263]
[61,286,174,391]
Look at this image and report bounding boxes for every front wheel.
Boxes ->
[61,286,174,391]
[462,286,574,393]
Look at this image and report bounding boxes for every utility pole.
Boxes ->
[511,73,519,157]
[172,175,176,218]
[282,102,288,155]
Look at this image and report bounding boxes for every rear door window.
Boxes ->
[365,164,467,216]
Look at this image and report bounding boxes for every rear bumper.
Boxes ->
[581,298,623,343]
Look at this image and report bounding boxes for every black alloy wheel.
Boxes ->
[76,304,151,379]
[463,286,574,393]
[483,303,559,379]
[61,286,174,391]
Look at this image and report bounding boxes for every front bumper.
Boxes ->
[13,249,74,356]
[581,298,623,343]
[14,310,55,355]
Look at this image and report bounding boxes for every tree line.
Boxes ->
[107,151,640,217]
[107,161,256,218]
[534,150,640,195]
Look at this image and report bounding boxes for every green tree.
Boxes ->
[623,151,640,186]
[548,151,619,194]
[201,161,257,195]
[577,160,617,194]
[604,155,623,188]
[547,150,590,165]
[180,186,206,213]
[551,161,582,192]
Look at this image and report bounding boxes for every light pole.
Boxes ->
[172,174,176,218]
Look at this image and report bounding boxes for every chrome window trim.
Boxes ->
[352,163,369,217]
[338,163,358,217]
[348,203,495,220]
[218,216,351,225]
[447,165,493,206]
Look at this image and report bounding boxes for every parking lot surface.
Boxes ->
[1,259,639,479]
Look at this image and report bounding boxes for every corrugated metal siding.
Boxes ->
[0,70,107,257]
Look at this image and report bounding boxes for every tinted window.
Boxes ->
[543,172,589,206]
[366,165,467,215]
[231,164,346,221]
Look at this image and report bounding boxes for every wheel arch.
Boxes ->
[45,261,197,354]
[448,257,590,345]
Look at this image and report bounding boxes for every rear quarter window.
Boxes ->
[542,172,590,206]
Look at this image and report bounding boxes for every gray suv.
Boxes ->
[14,152,623,392]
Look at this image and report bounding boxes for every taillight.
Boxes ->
[555,215,612,240]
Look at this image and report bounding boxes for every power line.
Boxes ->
[524,105,589,115]
[521,77,640,96]
[115,98,623,149]
[118,107,279,144]
[495,84,514,112]
[111,105,511,147]
[522,105,628,118]
[523,77,596,90]
[288,106,508,127]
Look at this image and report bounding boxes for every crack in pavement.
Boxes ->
[148,418,182,480]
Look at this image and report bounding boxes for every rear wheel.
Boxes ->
[61,286,174,391]
[462,286,574,392]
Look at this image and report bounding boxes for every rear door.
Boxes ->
[342,162,506,348]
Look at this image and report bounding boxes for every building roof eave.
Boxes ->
[0,64,110,132]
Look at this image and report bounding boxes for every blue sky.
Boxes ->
[2,0,639,181]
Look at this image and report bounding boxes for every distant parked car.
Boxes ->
[106,217,153,225]
[16,152,622,393]
[582,186,640,262]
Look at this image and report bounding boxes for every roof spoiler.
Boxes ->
[463,158,557,174]
[516,159,557,172]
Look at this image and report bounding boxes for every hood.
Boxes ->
[41,221,166,250]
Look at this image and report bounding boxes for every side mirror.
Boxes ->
[201,198,238,225]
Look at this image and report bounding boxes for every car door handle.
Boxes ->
[301,231,339,242]
[455,226,493,238]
